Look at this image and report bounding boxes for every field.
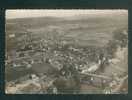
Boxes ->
[6,13,127,47]
[5,11,128,94]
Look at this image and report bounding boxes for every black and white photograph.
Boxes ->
[5,9,128,94]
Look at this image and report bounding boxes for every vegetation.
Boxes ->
[5,15,128,94]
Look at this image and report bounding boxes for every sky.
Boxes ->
[6,9,127,19]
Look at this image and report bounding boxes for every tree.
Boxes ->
[53,62,81,94]
[113,29,128,48]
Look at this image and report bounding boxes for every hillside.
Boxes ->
[5,12,128,94]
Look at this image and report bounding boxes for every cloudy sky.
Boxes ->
[6,9,127,19]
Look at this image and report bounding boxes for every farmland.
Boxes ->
[5,11,128,94]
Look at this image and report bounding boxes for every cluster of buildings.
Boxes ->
[5,29,128,94]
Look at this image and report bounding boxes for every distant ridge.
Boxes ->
[6,16,65,21]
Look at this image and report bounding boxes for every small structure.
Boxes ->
[9,34,15,38]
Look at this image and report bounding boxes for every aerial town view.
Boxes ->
[5,10,128,94]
